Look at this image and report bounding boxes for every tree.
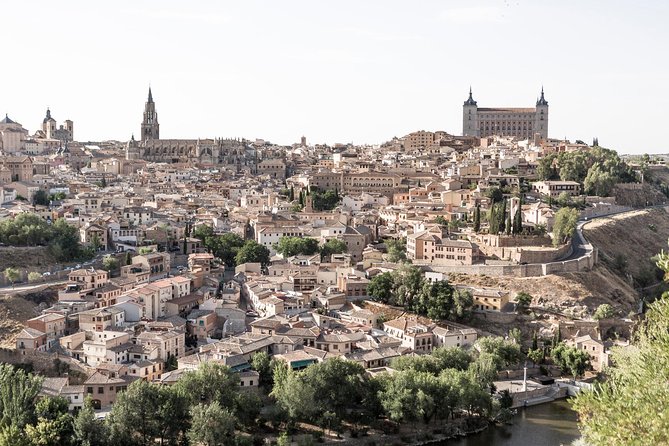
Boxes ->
[125,251,133,266]
[514,292,532,314]
[270,364,319,422]
[593,303,615,320]
[235,241,270,268]
[385,238,407,263]
[512,208,522,234]
[289,185,295,202]
[550,343,590,378]
[392,264,424,309]
[584,164,615,197]
[204,233,245,268]
[320,238,347,261]
[431,347,472,372]
[102,256,119,273]
[367,272,394,304]
[573,296,669,445]
[499,200,507,234]
[435,215,447,226]
[418,280,454,320]
[473,205,481,233]
[0,364,43,429]
[312,189,340,211]
[32,189,50,206]
[552,207,579,247]
[187,402,236,446]
[527,348,544,365]
[25,396,74,446]
[557,191,572,207]
[451,289,474,321]
[28,271,42,283]
[498,389,513,410]
[73,396,108,446]
[4,267,19,287]
[251,351,273,389]
[475,337,522,370]
[508,328,522,345]
[106,379,161,445]
[90,233,102,252]
[485,187,504,204]
[176,362,239,409]
[274,237,319,257]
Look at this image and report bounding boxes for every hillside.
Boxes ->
[451,208,669,322]
[0,287,59,349]
[0,246,59,272]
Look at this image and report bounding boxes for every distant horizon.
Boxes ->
[1,1,667,154]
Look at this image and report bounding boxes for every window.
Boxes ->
[98,387,104,394]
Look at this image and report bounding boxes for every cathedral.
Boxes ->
[126,88,247,166]
[462,88,549,141]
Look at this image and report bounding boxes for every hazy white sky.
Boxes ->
[1,1,667,153]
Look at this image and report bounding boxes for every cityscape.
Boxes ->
[0,2,668,446]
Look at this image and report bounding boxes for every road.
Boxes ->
[0,279,68,294]
[558,205,667,262]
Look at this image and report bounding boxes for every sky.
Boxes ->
[1,0,668,154]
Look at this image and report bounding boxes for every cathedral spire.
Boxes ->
[464,86,477,106]
[536,86,548,106]
[148,87,153,103]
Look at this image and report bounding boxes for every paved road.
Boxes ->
[559,205,667,262]
[0,279,68,294]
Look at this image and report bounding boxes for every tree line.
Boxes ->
[367,264,474,321]
[192,226,271,268]
[0,213,90,262]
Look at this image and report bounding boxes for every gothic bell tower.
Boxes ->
[141,87,159,141]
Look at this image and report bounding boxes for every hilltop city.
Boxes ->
[0,86,668,445]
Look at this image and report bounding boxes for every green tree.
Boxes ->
[584,164,615,197]
[176,362,239,409]
[573,295,669,445]
[552,207,579,247]
[557,191,572,207]
[102,256,119,272]
[289,185,295,202]
[3,267,20,287]
[435,215,448,226]
[512,208,522,234]
[418,280,454,320]
[125,251,133,266]
[499,200,507,234]
[550,343,590,378]
[319,238,347,261]
[312,189,340,211]
[270,364,319,422]
[0,364,43,428]
[473,205,481,232]
[514,292,532,314]
[508,327,522,345]
[527,348,544,365]
[274,237,319,257]
[235,241,270,267]
[73,396,109,446]
[432,347,472,372]
[32,189,50,206]
[27,271,42,283]
[367,272,394,304]
[485,187,504,204]
[385,238,407,263]
[186,402,236,446]
[593,303,615,320]
[392,264,424,309]
[251,351,273,389]
[205,233,246,268]
[106,379,161,445]
[25,396,74,446]
[475,337,522,370]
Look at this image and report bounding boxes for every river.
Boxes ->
[441,400,580,446]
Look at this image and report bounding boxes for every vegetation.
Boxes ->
[4,267,20,286]
[537,146,635,196]
[0,214,89,262]
[102,256,119,272]
[311,189,340,211]
[235,240,271,267]
[593,303,615,320]
[27,272,42,283]
[550,343,590,378]
[514,292,532,314]
[473,205,481,233]
[552,207,579,246]
[385,238,407,263]
[319,238,347,261]
[368,265,473,322]
[573,244,669,444]
[274,237,319,257]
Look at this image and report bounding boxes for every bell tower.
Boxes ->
[141,87,159,141]
[462,87,479,137]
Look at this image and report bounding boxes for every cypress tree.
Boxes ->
[473,205,481,233]
[499,200,507,234]
[532,331,538,350]
[513,208,522,234]
[505,212,512,235]
[289,185,294,202]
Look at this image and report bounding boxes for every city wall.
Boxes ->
[415,247,597,278]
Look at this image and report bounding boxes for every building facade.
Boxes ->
[462,88,548,140]
[126,88,247,166]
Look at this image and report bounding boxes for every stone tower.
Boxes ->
[141,87,159,141]
[534,87,549,140]
[462,87,479,137]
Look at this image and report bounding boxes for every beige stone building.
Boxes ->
[463,87,549,140]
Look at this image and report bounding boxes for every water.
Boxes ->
[442,400,580,446]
